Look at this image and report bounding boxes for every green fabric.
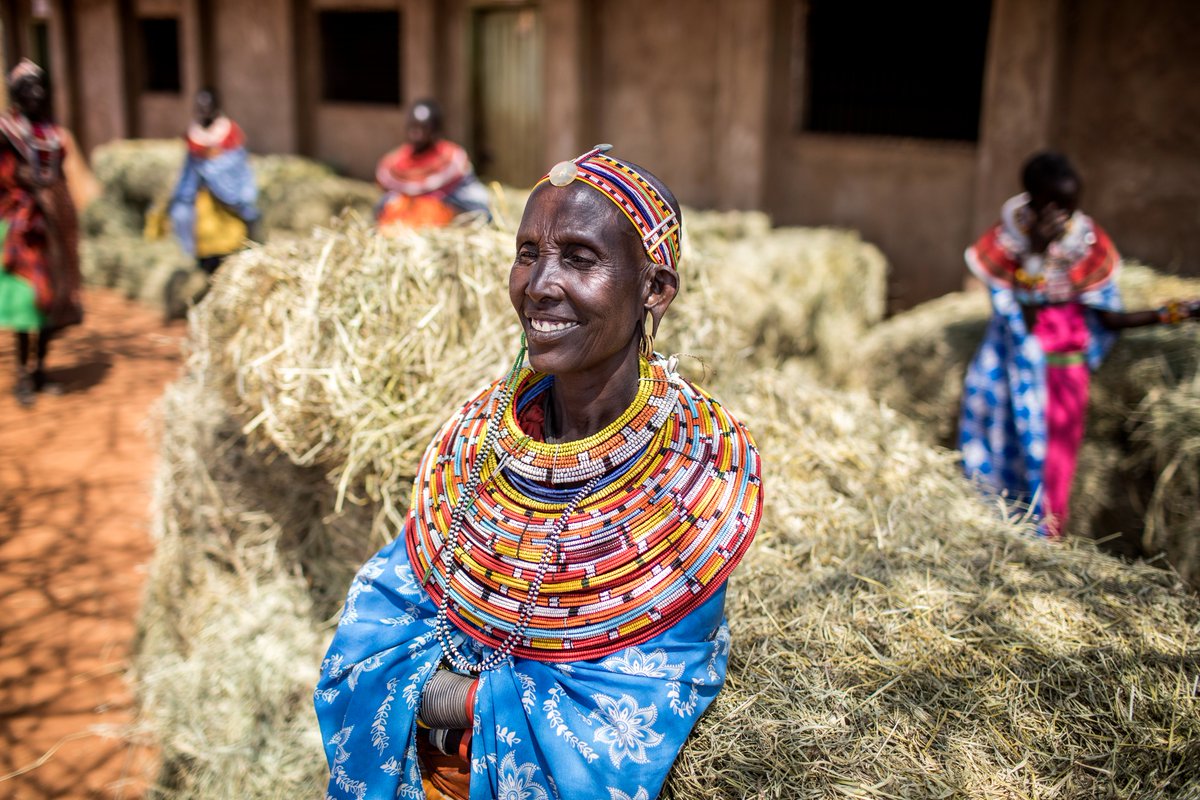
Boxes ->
[0,221,45,332]
[1044,350,1087,367]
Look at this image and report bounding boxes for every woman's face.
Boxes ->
[194,92,217,125]
[510,183,651,379]
[13,77,48,121]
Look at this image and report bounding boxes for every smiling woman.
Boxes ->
[315,146,764,800]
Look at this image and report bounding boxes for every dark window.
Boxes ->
[31,22,52,88]
[139,17,182,93]
[319,10,401,104]
[799,1,991,142]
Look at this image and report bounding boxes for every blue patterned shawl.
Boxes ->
[315,533,731,800]
[168,146,259,256]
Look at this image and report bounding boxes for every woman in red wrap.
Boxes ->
[0,60,85,407]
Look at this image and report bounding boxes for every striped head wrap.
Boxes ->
[537,144,682,276]
[7,59,44,90]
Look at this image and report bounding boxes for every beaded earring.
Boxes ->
[506,332,528,387]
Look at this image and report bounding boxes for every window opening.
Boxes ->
[799,0,991,142]
[318,10,402,105]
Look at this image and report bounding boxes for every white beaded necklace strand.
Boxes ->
[434,473,600,674]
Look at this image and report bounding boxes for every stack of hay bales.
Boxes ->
[844,264,1200,581]
[137,375,361,797]
[80,140,193,310]
[192,221,519,540]
[136,221,1200,798]
[667,369,1200,797]
[80,139,380,314]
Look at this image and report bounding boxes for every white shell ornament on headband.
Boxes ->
[548,160,578,187]
[548,143,613,186]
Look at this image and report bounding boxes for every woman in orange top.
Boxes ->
[375,99,491,228]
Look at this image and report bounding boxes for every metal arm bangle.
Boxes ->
[418,669,476,729]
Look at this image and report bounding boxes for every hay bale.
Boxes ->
[258,176,378,236]
[664,370,1200,797]
[843,264,1200,580]
[684,207,772,246]
[80,234,191,300]
[192,216,850,541]
[715,227,888,370]
[89,141,380,236]
[141,351,1200,797]
[135,374,375,797]
[91,138,185,213]
[82,141,383,309]
[83,141,888,376]
[844,290,990,442]
[80,194,141,239]
[193,220,519,541]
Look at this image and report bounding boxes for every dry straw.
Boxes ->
[186,214,886,545]
[136,374,371,797]
[666,368,1200,798]
[138,360,1200,798]
[843,264,1200,583]
[131,207,1200,797]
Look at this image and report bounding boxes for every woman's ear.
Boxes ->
[644,264,678,335]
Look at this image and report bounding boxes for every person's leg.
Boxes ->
[13,331,34,406]
[16,331,30,368]
[32,328,62,394]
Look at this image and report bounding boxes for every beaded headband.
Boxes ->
[537,144,681,275]
[7,59,44,89]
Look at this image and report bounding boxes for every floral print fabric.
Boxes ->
[315,532,731,800]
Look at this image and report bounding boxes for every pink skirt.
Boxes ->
[1033,304,1092,537]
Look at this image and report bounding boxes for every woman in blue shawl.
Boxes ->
[315,145,763,800]
[167,88,259,274]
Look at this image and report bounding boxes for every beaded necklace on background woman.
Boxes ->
[316,145,763,800]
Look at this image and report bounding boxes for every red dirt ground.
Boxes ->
[0,288,183,799]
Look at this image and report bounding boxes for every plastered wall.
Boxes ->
[1054,0,1200,275]
[761,0,979,309]
[73,0,129,152]
[210,0,297,154]
[39,0,1200,301]
[589,0,721,207]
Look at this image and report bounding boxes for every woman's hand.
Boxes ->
[1029,206,1069,254]
[1153,299,1200,325]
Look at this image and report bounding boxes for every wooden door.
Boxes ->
[471,5,542,187]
